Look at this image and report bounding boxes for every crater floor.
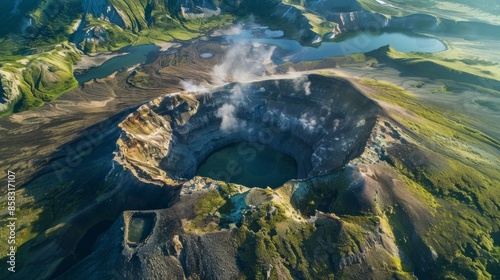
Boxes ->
[196,141,298,188]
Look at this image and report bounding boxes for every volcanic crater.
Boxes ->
[43,73,444,280]
[116,74,379,188]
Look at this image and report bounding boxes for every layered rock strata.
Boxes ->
[116,74,378,187]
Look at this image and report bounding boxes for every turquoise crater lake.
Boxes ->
[197,142,298,188]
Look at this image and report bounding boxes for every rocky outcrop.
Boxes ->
[329,11,388,34]
[272,3,323,43]
[180,0,221,19]
[0,69,22,110]
[82,0,127,28]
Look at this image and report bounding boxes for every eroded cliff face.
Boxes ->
[116,74,378,186]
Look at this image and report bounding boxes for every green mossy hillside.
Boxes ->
[0,42,81,114]
[76,0,235,52]
[359,77,500,279]
[27,0,83,47]
[367,46,500,90]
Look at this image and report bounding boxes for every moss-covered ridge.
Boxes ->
[367,45,500,91]
[352,74,500,279]
[0,42,81,115]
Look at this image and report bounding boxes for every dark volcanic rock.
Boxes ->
[56,191,240,280]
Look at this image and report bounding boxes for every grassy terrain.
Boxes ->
[358,77,500,278]
[0,43,81,113]
[279,3,338,37]
[107,0,152,32]
[367,45,500,94]
[358,0,500,24]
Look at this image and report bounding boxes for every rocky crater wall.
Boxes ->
[116,74,379,187]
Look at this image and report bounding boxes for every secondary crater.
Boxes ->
[115,74,379,188]
[126,213,155,247]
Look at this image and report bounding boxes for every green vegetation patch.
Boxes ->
[186,190,226,233]
[360,77,500,278]
[369,46,500,88]
[27,0,83,47]
[358,0,500,25]
[0,42,80,114]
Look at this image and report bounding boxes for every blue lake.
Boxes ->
[74,28,446,85]
[75,44,159,84]
[223,29,446,62]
